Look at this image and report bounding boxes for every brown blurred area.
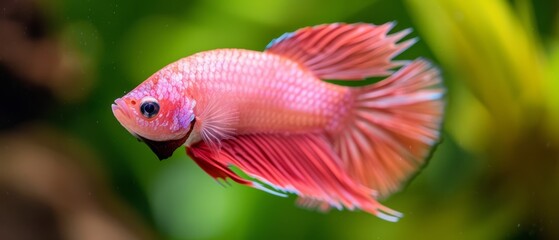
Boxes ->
[0,0,91,103]
[0,0,154,239]
[0,126,154,240]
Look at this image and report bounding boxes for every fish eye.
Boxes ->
[140,97,160,118]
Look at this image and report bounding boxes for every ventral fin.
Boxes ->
[187,133,402,221]
[265,22,415,80]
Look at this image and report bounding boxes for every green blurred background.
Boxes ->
[1,0,558,239]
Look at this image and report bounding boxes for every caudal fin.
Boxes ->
[266,23,444,199]
[265,22,414,80]
[333,59,444,197]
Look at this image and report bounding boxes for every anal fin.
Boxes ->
[187,133,402,221]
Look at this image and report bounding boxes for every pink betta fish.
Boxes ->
[112,23,444,221]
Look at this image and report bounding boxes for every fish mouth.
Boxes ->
[112,98,131,120]
[112,98,139,138]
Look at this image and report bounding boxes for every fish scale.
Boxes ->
[180,49,351,134]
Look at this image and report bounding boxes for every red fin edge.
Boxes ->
[265,22,414,80]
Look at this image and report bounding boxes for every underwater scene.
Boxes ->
[1,0,558,239]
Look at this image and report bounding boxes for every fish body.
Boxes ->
[163,49,350,136]
[112,23,444,221]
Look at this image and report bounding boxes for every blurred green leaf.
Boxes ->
[406,0,547,145]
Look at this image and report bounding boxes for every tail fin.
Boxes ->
[266,23,444,198]
[265,22,414,80]
[332,59,444,197]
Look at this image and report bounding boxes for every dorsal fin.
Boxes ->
[265,22,415,80]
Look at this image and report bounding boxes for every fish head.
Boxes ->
[112,71,196,160]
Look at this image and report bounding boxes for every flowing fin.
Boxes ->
[187,133,402,221]
[192,91,239,150]
[333,59,444,198]
[187,145,288,197]
[265,22,415,80]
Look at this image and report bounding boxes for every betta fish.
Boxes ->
[112,23,444,222]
